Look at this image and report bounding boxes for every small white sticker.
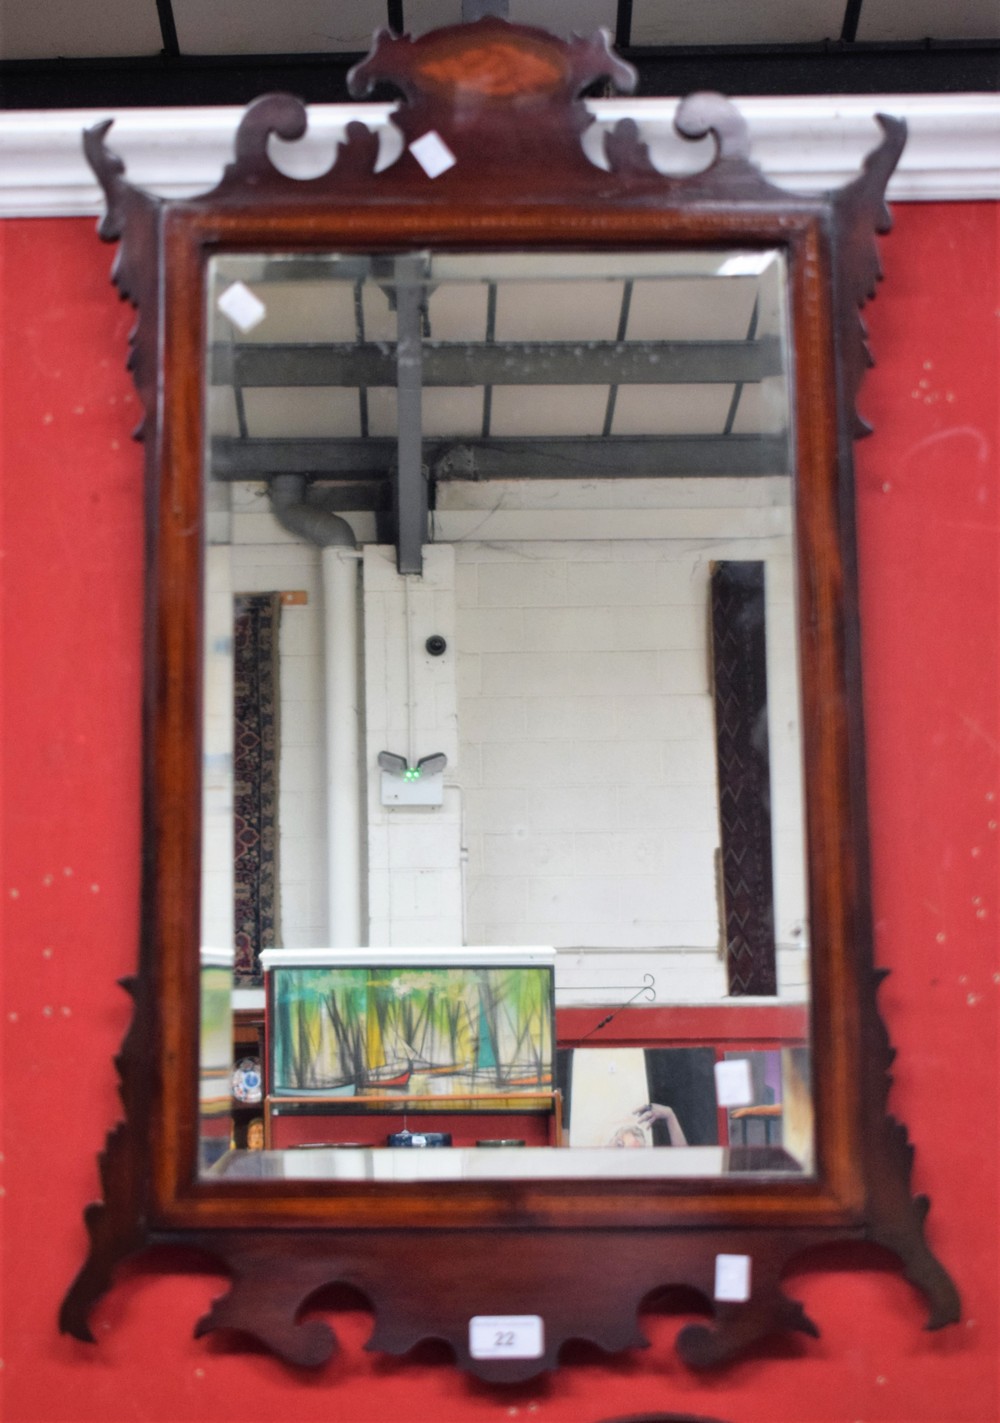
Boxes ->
[714,1057,754,1107]
[469,1315,544,1360]
[409,130,457,179]
[714,1253,752,1302]
[217,280,267,333]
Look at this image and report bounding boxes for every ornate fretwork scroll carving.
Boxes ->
[348,18,636,175]
[831,114,907,438]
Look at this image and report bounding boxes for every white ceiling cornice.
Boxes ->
[1,94,997,217]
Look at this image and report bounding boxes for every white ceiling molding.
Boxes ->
[0,94,997,218]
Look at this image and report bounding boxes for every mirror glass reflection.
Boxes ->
[197,248,812,1182]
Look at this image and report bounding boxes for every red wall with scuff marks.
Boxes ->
[2,204,997,1423]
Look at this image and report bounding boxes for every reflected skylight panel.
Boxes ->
[242,388,362,440]
[493,281,622,343]
[611,384,735,437]
[490,385,610,437]
[426,283,490,342]
[207,386,240,439]
[422,388,487,439]
[224,280,358,345]
[625,279,758,342]
[353,383,491,442]
[365,387,397,438]
[727,379,791,437]
[360,282,400,344]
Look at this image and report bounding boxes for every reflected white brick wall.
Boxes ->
[210,478,808,1002]
[447,476,808,1002]
[363,545,463,948]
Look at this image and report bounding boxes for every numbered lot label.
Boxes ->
[469,1315,544,1360]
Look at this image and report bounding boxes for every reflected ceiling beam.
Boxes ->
[155,0,180,58]
[615,0,633,50]
[210,433,790,481]
[840,0,865,44]
[211,337,783,388]
[434,435,791,480]
[602,279,634,436]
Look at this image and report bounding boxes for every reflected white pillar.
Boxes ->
[322,546,362,947]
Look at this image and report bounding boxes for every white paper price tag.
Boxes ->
[409,130,457,179]
[216,280,266,333]
[714,1253,752,1302]
[469,1315,544,1360]
[714,1057,754,1107]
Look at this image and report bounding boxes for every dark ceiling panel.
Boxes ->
[0,38,996,107]
[624,40,999,96]
[0,53,366,109]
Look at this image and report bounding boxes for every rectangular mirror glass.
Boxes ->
[197,247,812,1183]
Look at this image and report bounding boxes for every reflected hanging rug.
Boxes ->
[233,592,281,984]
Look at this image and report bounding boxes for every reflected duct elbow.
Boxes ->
[268,474,357,549]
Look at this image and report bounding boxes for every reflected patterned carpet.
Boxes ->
[233,591,280,983]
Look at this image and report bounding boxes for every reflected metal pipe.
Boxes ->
[269,473,357,549]
[269,475,362,947]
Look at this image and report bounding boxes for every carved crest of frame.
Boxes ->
[62,17,958,1384]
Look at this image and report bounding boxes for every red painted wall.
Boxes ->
[2,204,997,1423]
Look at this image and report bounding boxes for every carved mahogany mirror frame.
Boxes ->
[62,18,959,1382]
